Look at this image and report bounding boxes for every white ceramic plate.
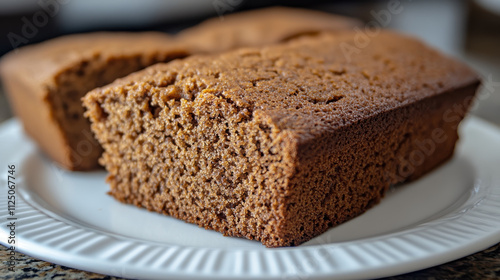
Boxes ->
[1,116,500,280]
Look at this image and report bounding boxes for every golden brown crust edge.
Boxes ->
[177,6,362,53]
[278,82,478,247]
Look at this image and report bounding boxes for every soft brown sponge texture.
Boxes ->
[0,7,361,171]
[0,32,188,170]
[83,31,479,247]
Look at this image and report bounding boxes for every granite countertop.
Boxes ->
[2,243,500,279]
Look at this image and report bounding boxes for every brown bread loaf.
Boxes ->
[0,7,360,170]
[83,31,479,247]
[177,6,361,53]
[0,32,188,170]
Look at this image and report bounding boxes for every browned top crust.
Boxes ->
[86,31,478,143]
[0,32,188,99]
[177,6,362,53]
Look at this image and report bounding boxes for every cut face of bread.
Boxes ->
[0,7,361,171]
[86,31,478,247]
[0,32,188,170]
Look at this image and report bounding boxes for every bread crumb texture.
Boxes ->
[0,32,188,170]
[84,31,478,247]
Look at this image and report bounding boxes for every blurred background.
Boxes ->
[0,0,499,125]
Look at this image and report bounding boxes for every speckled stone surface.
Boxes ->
[0,245,121,280]
[1,242,500,279]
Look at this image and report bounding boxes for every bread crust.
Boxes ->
[84,31,479,247]
[0,7,360,170]
[177,6,362,53]
[0,32,188,170]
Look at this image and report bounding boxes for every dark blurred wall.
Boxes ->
[0,0,367,57]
